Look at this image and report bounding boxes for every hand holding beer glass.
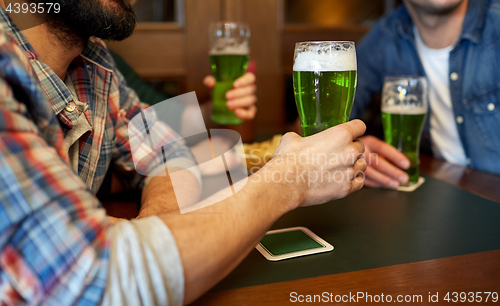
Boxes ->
[381,77,428,185]
[293,41,357,136]
[209,22,250,125]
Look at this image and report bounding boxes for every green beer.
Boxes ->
[209,22,250,125]
[210,54,249,125]
[382,112,426,184]
[293,41,357,137]
[381,76,428,186]
[293,70,357,136]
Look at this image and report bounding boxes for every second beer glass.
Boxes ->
[381,76,428,185]
[209,22,250,125]
[293,41,357,136]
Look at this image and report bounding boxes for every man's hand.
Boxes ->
[204,72,257,120]
[268,119,368,208]
[360,135,410,189]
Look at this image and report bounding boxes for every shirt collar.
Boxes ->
[395,0,488,45]
[0,8,74,118]
[81,38,115,72]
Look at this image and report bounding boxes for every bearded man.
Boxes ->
[0,0,367,304]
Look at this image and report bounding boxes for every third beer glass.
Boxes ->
[381,76,428,185]
[209,22,250,125]
[293,41,357,136]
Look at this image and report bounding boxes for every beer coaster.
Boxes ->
[256,227,333,261]
[396,176,425,192]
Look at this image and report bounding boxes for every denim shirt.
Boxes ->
[352,0,500,175]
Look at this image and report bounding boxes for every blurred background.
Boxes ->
[108,0,403,142]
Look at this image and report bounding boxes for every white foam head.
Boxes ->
[381,103,427,115]
[209,39,249,55]
[293,42,356,72]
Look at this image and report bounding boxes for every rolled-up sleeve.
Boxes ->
[102,217,184,306]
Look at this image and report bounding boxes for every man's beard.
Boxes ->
[31,0,136,45]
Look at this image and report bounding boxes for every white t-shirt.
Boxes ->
[414,27,467,165]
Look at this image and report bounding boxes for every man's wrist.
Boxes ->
[256,159,304,212]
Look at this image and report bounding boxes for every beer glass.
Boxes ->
[293,41,357,136]
[209,22,250,125]
[381,76,428,185]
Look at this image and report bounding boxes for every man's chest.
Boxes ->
[42,63,118,193]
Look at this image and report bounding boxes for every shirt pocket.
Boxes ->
[465,86,500,151]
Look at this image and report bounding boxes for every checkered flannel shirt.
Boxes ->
[0,7,195,305]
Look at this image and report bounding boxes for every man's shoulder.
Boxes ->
[378,5,409,29]
[490,0,500,10]
[358,5,410,50]
[0,20,59,146]
[371,6,409,34]
[483,0,500,46]
[0,21,30,66]
[487,0,500,20]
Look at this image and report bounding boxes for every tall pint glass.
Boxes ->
[381,76,428,185]
[293,41,357,136]
[209,22,250,125]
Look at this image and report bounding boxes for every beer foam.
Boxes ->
[210,40,249,55]
[293,48,357,72]
[381,104,427,115]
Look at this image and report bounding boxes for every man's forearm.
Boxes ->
[142,121,367,304]
[139,168,201,218]
[158,162,301,304]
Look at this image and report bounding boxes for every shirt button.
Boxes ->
[487,103,495,111]
[65,103,76,112]
[456,116,463,124]
[450,72,459,81]
[462,99,467,105]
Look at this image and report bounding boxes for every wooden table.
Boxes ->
[192,155,500,305]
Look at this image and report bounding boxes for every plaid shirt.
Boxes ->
[0,8,194,305]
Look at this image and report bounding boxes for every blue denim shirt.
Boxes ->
[352,0,500,175]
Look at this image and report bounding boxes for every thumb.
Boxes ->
[335,119,367,140]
